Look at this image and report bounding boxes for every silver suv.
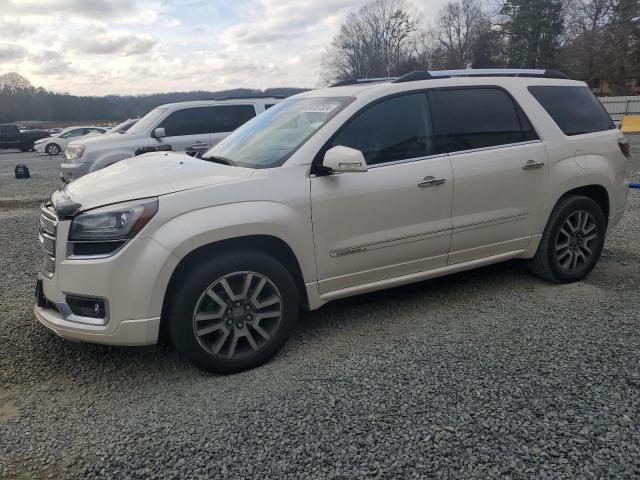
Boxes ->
[61,96,281,182]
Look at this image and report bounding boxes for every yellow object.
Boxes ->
[620,116,640,133]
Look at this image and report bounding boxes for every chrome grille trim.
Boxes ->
[38,203,59,277]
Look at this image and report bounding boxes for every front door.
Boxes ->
[311,92,454,294]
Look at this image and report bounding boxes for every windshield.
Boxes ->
[202,97,352,168]
[127,108,167,135]
[109,119,137,133]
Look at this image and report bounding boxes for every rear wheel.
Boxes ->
[19,146,30,152]
[167,250,299,373]
[45,143,60,155]
[528,195,606,283]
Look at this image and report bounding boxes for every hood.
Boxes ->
[55,151,254,215]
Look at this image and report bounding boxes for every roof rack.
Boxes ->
[210,95,287,101]
[392,68,569,83]
[330,77,398,87]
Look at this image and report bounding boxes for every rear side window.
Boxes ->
[435,88,538,152]
[211,105,256,132]
[159,105,257,136]
[331,93,435,165]
[528,86,615,136]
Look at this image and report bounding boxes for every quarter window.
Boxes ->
[528,86,615,136]
[331,93,435,165]
[435,88,538,152]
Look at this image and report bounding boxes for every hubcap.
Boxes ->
[192,271,283,358]
[555,210,598,273]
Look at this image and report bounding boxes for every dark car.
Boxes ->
[0,124,49,152]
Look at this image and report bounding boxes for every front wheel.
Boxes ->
[167,251,299,373]
[528,195,606,283]
[45,143,60,155]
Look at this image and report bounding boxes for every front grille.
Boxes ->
[38,203,58,277]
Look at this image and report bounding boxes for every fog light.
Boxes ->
[66,295,106,319]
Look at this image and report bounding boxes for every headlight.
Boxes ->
[65,144,86,161]
[69,198,158,241]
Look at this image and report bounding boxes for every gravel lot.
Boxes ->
[1,141,639,479]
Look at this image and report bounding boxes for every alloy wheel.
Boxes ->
[555,210,598,273]
[192,271,283,358]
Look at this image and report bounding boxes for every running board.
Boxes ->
[319,249,526,303]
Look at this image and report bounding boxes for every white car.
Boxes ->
[34,126,107,155]
[61,97,282,182]
[35,69,630,373]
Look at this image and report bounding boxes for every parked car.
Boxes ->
[35,69,629,373]
[61,96,282,182]
[0,124,49,151]
[34,126,107,155]
[107,118,139,134]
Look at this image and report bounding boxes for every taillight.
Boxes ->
[619,138,631,158]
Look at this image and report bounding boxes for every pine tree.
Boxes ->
[499,0,565,68]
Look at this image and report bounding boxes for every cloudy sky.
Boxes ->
[0,0,449,96]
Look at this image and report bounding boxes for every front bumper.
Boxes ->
[60,161,91,183]
[34,143,46,153]
[34,213,179,347]
[34,298,160,346]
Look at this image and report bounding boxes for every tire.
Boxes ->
[167,250,299,373]
[45,143,60,155]
[527,195,606,283]
[19,146,30,152]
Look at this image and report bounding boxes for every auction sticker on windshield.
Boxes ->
[302,104,339,113]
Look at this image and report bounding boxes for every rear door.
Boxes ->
[433,87,549,264]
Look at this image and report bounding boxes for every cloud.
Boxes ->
[0,18,37,39]
[65,31,158,56]
[5,0,143,21]
[28,51,75,76]
[0,44,27,63]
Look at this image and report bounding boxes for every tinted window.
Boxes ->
[160,105,257,136]
[211,105,256,132]
[159,108,212,136]
[61,128,87,138]
[331,93,434,165]
[436,88,537,152]
[528,86,615,136]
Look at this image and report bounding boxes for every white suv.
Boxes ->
[61,96,281,182]
[35,69,630,373]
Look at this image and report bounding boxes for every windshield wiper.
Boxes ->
[201,155,237,166]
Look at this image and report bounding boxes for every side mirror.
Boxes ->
[322,146,368,173]
[153,127,166,139]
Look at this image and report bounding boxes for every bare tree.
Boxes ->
[433,0,490,69]
[323,0,424,83]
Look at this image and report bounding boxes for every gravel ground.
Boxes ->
[0,149,62,204]
[1,140,639,479]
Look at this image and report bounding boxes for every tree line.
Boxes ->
[0,86,305,124]
[324,0,640,95]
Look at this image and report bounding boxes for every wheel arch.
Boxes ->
[158,234,309,343]
[559,184,610,219]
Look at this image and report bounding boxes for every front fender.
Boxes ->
[148,199,315,299]
[89,149,137,173]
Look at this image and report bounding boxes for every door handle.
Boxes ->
[522,160,545,170]
[191,142,209,149]
[418,176,446,187]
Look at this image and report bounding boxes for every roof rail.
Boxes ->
[210,94,287,101]
[392,68,569,83]
[330,77,397,87]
